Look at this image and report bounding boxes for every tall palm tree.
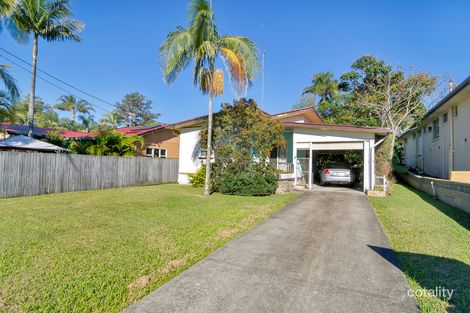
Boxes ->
[6,0,84,136]
[302,72,338,104]
[160,0,259,195]
[54,95,93,129]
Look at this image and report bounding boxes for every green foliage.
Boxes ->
[114,92,159,127]
[45,131,67,148]
[86,130,142,157]
[188,166,206,187]
[159,0,259,97]
[220,167,278,196]
[68,131,142,157]
[199,99,284,195]
[54,95,94,129]
[6,0,84,44]
[0,64,19,102]
[10,95,59,127]
[375,136,394,179]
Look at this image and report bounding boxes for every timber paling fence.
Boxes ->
[0,152,179,198]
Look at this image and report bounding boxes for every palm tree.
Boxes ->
[78,113,94,133]
[99,112,119,129]
[0,64,19,102]
[302,72,338,104]
[160,0,259,195]
[6,0,84,136]
[54,95,94,129]
[0,0,15,17]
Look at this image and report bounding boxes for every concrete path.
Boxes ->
[125,187,418,313]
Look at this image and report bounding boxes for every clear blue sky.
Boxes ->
[1,0,469,123]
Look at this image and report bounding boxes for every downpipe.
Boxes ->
[430,181,438,199]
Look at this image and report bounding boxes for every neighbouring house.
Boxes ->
[398,76,470,182]
[0,135,69,153]
[0,122,92,140]
[116,124,179,159]
[171,107,389,192]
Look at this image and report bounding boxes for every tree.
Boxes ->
[54,95,94,129]
[6,0,84,136]
[298,72,348,124]
[352,67,436,160]
[84,131,142,157]
[78,113,95,133]
[160,0,259,195]
[0,0,15,29]
[0,65,19,121]
[99,112,119,129]
[199,98,284,194]
[114,92,159,127]
[11,94,59,128]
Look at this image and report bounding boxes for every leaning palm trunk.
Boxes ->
[204,94,213,195]
[27,35,38,137]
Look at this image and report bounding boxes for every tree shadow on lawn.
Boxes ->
[401,183,470,232]
[368,245,470,313]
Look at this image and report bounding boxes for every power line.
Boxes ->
[0,53,113,114]
[0,47,116,108]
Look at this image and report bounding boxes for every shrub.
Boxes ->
[220,168,278,196]
[188,166,206,188]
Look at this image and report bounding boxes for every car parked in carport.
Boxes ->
[319,162,355,186]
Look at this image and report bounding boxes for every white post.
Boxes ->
[293,141,297,186]
[308,142,312,190]
[370,139,375,190]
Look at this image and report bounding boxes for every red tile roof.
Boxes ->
[115,124,167,136]
[0,122,93,139]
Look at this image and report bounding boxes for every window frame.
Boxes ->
[146,147,168,158]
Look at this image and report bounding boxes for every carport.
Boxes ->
[286,123,390,192]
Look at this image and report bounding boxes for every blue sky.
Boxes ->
[1,0,469,123]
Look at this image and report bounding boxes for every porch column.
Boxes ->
[363,140,370,192]
[293,141,297,186]
[308,142,312,190]
[370,139,375,190]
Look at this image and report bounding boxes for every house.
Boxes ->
[398,76,470,181]
[0,135,69,153]
[0,122,92,140]
[116,124,179,159]
[171,107,389,192]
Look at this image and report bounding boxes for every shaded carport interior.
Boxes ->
[295,141,369,191]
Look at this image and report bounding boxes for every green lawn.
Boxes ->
[370,183,470,313]
[0,184,299,312]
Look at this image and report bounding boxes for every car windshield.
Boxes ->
[324,162,349,169]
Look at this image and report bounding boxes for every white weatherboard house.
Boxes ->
[399,76,470,181]
[172,107,389,192]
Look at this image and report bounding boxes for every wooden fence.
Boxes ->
[0,152,179,198]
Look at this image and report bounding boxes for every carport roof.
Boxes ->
[283,122,390,134]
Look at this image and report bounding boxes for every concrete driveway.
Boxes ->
[125,187,418,313]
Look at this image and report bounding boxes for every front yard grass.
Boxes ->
[0,184,299,312]
[369,183,470,313]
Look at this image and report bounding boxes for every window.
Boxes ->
[146,147,167,158]
[443,112,448,123]
[432,119,440,139]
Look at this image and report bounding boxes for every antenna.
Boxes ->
[261,50,265,108]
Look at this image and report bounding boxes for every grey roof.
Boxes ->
[424,75,470,119]
[0,135,70,152]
